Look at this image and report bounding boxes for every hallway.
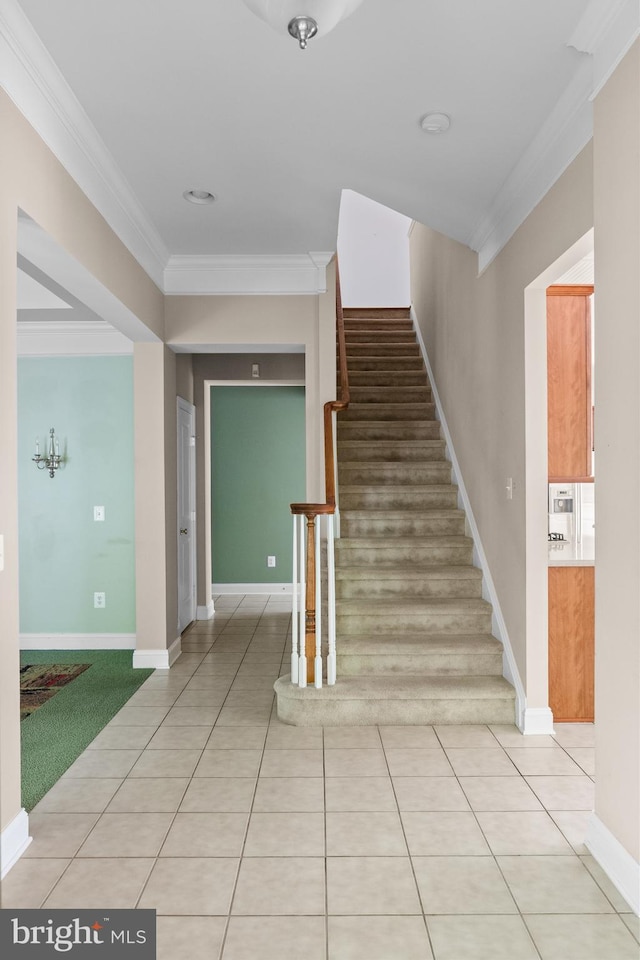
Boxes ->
[3,597,638,959]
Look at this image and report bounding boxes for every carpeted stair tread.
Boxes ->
[334,564,482,581]
[337,634,503,655]
[336,597,492,615]
[275,674,516,702]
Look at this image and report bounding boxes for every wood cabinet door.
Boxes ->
[548,566,595,721]
[547,286,593,480]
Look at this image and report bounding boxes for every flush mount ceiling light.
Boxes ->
[242,0,364,49]
[419,112,452,134]
[183,189,217,204]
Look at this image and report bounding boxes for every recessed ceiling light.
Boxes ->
[183,189,217,204]
[419,113,451,134]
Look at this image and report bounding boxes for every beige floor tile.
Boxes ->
[157,916,226,960]
[475,811,574,855]
[33,778,123,814]
[223,917,325,960]
[0,858,70,907]
[108,706,170,726]
[259,749,323,778]
[505,748,584,776]
[379,725,439,749]
[124,689,182,707]
[76,812,173,857]
[525,775,595,810]
[524,913,640,959]
[106,778,190,812]
[580,855,637,912]
[324,748,388,777]
[444,748,518,777]
[173,690,227,707]
[497,855,615,913]
[216,706,273,726]
[385,748,453,777]
[186,675,236,691]
[244,810,324,856]
[194,749,263,778]
[427,915,539,959]
[458,776,543,811]
[393,776,470,811]
[160,812,248,857]
[162,706,221,725]
[62,749,141,779]
[87,725,157,749]
[328,916,433,960]
[489,725,560,749]
[326,811,407,856]
[401,811,490,855]
[548,810,590,853]
[23,813,100,858]
[232,857,325,915]
[327,857,422,915]
[139,857,238,915]
[434,724,497,748]
[44,858,154,908]
[414,856,518,914]
[553,722,595,748]
[206,726,268,749]
[564,747,596,776]
[129,749,202,778]
[147,726,212,750]
[323,726,382,748]
[325,777,397,812]
[621,914,640,943]
[253,777,324,812]
[180,778,256,812]
[265,724,323,749]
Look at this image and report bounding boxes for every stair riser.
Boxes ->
[337,611,493,635]
[339,490,458,509]
[340,517,466,538]
[347,344,421,357]
[348,387,432,403]
[346,358,425,372]
[343,308,411,319]
[341,404,436,421]
[344,325,414,336]
[337,653,503,677]
[338,422,441,441]
[344,372,428,386]
[276,697,516,726]
[338,443,444,462]
[336,579,483,600]
[339,464,451,484]
[337,543,473,564]
[345,332,417,344]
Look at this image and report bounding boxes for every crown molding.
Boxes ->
[164,252,335,295]
[17,320,133,356]
[0,0,169,287]
[470,0,640,273]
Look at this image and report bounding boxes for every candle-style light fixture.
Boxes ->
[241,0,364,49]
[33,428,63,478]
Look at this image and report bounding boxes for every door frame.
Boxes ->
[177,396,197,632]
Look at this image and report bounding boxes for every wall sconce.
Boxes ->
[32,428,63,478]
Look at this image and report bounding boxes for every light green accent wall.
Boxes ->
[211,386,305,583]
[18,356,135,633]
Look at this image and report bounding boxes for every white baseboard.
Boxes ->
[586,812,640,916]
[411,306,526,729]
[522,706,555,735]
[20,633,136,650]
[197,601,215,620]
[212,583,292,595]
[132,636,181,670]
[1,809,32,879]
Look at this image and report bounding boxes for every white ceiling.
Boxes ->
[4,1,637,289]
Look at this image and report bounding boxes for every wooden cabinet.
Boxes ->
[548,566,594,721]
[547,285,593,480]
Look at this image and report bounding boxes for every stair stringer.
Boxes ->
[410,307,543,733]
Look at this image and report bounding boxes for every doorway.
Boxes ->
[177,397,196,633]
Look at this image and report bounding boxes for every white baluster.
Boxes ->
[314,515,322,688]
[298,514,307,688]
[327,513,337,685]
[290,514,299,684]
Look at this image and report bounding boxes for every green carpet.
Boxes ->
[20,649,153,812]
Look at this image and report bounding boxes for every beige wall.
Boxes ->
[175,353,194,404]
[592,40,640,865]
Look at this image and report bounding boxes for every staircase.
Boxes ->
[275,307,516,725]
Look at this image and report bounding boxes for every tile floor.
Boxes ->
[5,595,639,959]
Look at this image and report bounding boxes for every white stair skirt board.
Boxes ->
[132,636,181,670]
[20,633,136,650]
[411,307,527,728]
[522,706,556,735]
[196,601,215,620]
[586,813,640,916]
[1,809,32,880]
[212,583,293,595]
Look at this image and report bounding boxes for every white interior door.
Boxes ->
[177,398,196,632]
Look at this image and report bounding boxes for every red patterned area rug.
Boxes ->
[20,663,91,720]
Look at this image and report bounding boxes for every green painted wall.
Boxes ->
[211,386,305,583]
[18,356,135,633]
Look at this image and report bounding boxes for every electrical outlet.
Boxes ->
[94,592,106,608]
[252,363,260,378]
[94,505,105,521]
[267,555,276,568]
